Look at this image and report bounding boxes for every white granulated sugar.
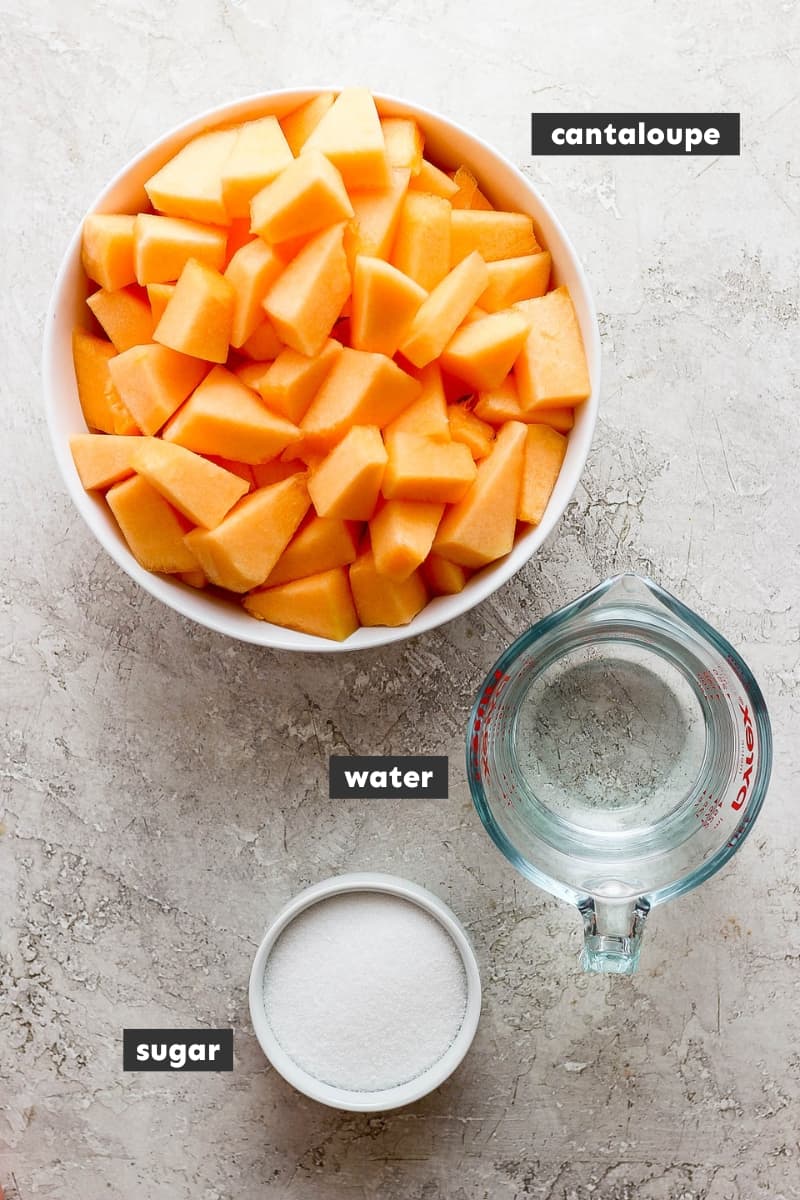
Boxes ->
[263,892,468,1092]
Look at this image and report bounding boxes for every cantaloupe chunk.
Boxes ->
[400,251,489,368]
[421,554,470,596]
[224,238,285,348]
[251,460,302,488]
[473,374,575,432]
[308,425,387,519]
[432,420,527,567]
[180,569,207,589]
[391,191,451,290]
[409,159,459,199]
[72,329,138,435]
[518,424,568,525]
[514,287,591,408]
[82,214,137,291]
[370,499,444,581]
[439,309,530,391]
[381,117,423,174]
[263,223,350,357]
[222,116,293,218]
[351,256,427,356]
[134,214,227,285]
[70,433,143,490]
[302,87,389,190]
[349,549,427,627]
[250,150,353,245]
[300,348,420,448]
[382,433,476,503]
[448,404,495,459]
[145,128,237,225]
[343,168,410,267]
[383,362,450,442]
[280,92,335,155]
[184,474,310,592]
[450,210,539,265]
[450,165,479,210]
[153,257,235,363]
[234,361,271,391]
[225,217,255,265]
[87,286,155,352]
[240,318,283,361]
[106,474,199,574]
[108,343,206,435]
[205,455,256,488]
[130,438,249,529]
[480,252,551,312]
[146,283,176,326]
[256,339,342,423]
[265,515,360,585]
[245,567,358,641]
[162,365,299,464]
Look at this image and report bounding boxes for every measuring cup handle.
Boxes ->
[578,898,650,975]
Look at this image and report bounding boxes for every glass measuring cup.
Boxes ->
[467,574,771,974]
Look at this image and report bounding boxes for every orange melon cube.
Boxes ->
[448,404,495,459]
[162,365,299,464]
[107,343,206,435]
[184,474,310,592]
[351,256,427,356]
[381,117,423,174]
[421,554,470,596]
[180,569,207,589]
[224,217,255,265]
[224,239,285,348]
[308,425,387,520]
[69,433,142,490]
[251,460,303,488]
[256,339,342,424]
[263,223,350,357]
[265,515,360,586]
[133,214,227,285]
[409,159,459,199]
[130,438,249,529]
[349,549,427,627]
[72,329,137,435]
[400,251,489,368]
[480,252,551,312]
[221,116,293,218]
[250,149,353,244]
[87,286,154,352]
[518,425,568,525]
[205,455,256,488]
[234,361,272,392]
[450,165,480,210]
[240,318,283,361]
[344,168,410,267]
[146,283,176,326]
[245,567,358,641]
[300,348,420,448]
[514,287,591,409]
[280,92,335,155]
[153,258,235,363]
[383,362,450,442]
[81,214,136,291]
[433,420,527,567]
[382,433,476,503]
[370,499,444,581]
[106,474,199,574]
[473,374,575,433]
[391,191,451,290]
[450,210,540,266]
[439,309,530,391]
[302,87,389,190]
[145,128,237,225]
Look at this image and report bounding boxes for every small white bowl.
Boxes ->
[43,88,600,652]
[247,872,482,1111]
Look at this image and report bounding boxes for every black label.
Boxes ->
[531,112,740,156]
[123,1028,234,1071]
[329,755,448,799]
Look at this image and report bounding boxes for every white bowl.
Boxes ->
[247,872,482,1111]
[43,89,600,652]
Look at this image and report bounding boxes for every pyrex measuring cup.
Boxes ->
[467,574,771,974]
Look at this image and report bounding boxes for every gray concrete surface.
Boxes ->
[2,1,799,1197]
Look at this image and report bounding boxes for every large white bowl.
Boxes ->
[43,89,600,652]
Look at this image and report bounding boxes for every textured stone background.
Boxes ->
[2,1,799,1197]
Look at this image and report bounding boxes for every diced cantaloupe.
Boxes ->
[107,343,207,435]
[72,329,137,435]
[382,432,476,503]
[81,214,137,291]
[518,424,568,525]
[383,362,450,442]
[205,455,256,488]
[133,214,227,285]
[421,554,470,596]
[391,191,451,290]
[263,223,350,357]
[256,339,342,423]
[184,474,310,592]
[351,256,427,356]
[302,87,389,190]
[146,283,176,326]
[448,404,495,459]
[264,514,360,586]
[409,159,459,199]
[130,438,249,528]
[250,150,353,244]
[234,361,271,391]
[251,460,302,488]
[162,365,299,464]
[308,425,387,519]
[439,309,530,391]
[343,168,410,267]
[180,568,208,589]
[87,285,155,352]
[145,128,237,225]
[450,210,539,265]
[240,318,283,360]
[224,217,255,265]
[280,92,336,155]
[244,567,358,641]
[370,499,444,581]
[349,549,427,627]
[513,287,591,408]
[106,474,199,573]
[300,348,420,448]
[450,165,479,210]
[69,433,143,490]
[473,374,575,432]
[432,420,527,567]
[381,117,423,174]
[221,116,293,218]
[400,251,489,368]
[153,257,235,363]
[224,238,285,348]
[479,252,551,312]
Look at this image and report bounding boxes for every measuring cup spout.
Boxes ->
[578,896,650,975]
